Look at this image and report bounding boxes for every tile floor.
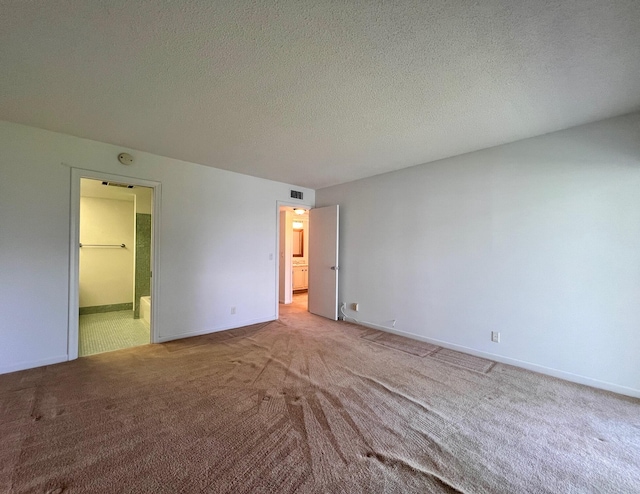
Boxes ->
[80,292,305,357]
[79,310,150,357]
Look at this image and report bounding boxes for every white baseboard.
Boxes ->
[5,319,637,400]
[0,355,68,375]
[351,319,640,399]
[156,316,277,343]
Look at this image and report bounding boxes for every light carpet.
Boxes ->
[362,330,439,357]
[1,300,638,493]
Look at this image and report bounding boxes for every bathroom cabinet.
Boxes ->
[293,265,308,290]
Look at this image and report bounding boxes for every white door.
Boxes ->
[308,205,339,320]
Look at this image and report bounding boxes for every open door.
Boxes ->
[308,205,339,320]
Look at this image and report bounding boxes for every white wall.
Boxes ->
[134,187,152,215]
[79,196,134,307]
[79,177,152,213]
[0,121,314,373]
[317,112,640,398]
[278,210,293,304]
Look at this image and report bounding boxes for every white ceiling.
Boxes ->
[2,1,639,189]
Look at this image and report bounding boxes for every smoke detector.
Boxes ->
[118,152,134,165]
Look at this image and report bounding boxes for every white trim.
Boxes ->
[69,169,161,360]
[68,171,81,359]
[275,200,314,320]
[156,316,276,343]
[150,182,161,344]
[351,320,640,399]
[0,355,68,375]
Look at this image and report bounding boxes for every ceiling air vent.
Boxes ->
[290,190,303,200]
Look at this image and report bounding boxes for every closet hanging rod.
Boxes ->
[79,243,126,248]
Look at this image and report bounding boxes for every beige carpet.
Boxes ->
[362,330,440,357]
[1,298,639,493]
[362,329,496,374]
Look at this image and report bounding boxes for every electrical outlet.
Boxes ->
[350,303,359,311]
[491,331,500,343]
[231,306,236,315]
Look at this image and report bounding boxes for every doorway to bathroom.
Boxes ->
[68,171,160,359]
[279,206,310,309]
[77,177,152,356]
[277,204,339,320]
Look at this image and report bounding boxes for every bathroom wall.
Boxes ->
[295,216,310,264]
[134,210,151,318]
[278,210,293,304]
[79,196,134,311]
[133,187,153,317]
[134,187,152,214]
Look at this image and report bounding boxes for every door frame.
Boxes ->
[275,200,312,319]
[68,168,162,360]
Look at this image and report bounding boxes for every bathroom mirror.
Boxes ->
[293,229,303,257]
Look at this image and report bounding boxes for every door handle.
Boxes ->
[331,266,339,271]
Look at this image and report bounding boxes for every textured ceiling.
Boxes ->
[1,1,639,189]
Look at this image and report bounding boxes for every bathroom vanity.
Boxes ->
[293,265,308,291]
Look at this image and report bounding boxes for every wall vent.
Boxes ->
[290,190,303,200]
